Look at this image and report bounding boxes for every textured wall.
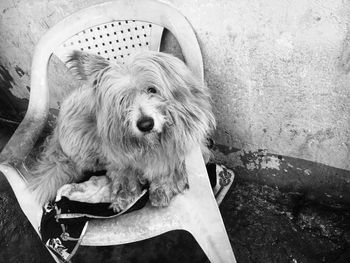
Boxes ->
[1,0,350,174]
[182,0,350,172]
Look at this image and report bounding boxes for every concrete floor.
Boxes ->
[1,126,350,263]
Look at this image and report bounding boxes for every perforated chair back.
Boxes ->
[55,20,163,64]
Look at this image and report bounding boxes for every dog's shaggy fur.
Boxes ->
[29,51,215,211]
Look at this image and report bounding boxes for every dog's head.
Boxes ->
[67,51,215,159]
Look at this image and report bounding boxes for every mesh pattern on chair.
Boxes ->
[55,20,163,64]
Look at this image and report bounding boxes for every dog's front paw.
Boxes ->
[149,186,173,207]
[109,189,136,212]
[109,174,142,212]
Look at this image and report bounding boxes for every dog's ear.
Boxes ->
[66,51,110,81]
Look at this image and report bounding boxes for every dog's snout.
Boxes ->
[137,117,154,132]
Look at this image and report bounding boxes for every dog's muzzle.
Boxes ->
[137,116,154,132]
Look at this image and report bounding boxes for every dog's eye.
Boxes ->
[147,87,157,94]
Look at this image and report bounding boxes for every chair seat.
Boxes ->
[0,146,236,262]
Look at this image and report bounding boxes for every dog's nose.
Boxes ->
[137,117,154,132]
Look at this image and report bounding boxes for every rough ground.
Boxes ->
[1,175,349,263]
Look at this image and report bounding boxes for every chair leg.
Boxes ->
[182,195,236,263]
[0,164,63,263]
[0,164,42,235]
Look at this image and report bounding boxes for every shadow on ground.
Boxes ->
[1,173,349,263]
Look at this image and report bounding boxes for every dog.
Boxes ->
[29,50,216,211]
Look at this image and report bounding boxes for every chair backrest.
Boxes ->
[29,0,203,121]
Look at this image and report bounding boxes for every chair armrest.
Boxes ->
[0,110,48,167]
[0,29,52,167]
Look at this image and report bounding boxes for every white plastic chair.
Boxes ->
[0,1,236,262]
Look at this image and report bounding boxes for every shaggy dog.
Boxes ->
[29,50,215,211]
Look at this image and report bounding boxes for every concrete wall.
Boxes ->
[1,0,350,199]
